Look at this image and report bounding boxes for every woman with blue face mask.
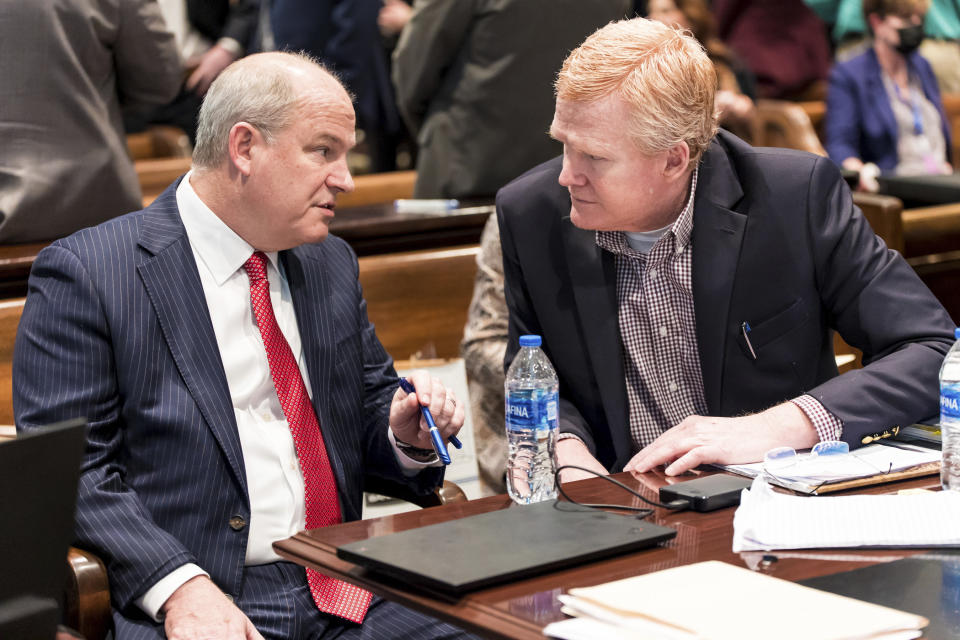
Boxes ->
[825,0,952,192]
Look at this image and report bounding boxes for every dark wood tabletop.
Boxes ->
[274,470,942,639]
[0,200,494,299]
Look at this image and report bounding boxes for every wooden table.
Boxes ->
[329,201,492,256]
[0,201,494,298]
[274,471,941,639]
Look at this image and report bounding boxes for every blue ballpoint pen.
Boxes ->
[397,378,463,465]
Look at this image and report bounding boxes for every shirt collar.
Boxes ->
[176,171,281,286]
[596,165,699,257]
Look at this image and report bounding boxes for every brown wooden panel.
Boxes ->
[853,192,904,253]
[126,125,192,161]
[337,170,416,208]
[0,298,25,425]
[358,245,478,361]
[137,156,192,206]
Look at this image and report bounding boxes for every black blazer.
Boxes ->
[498,131,955,472]
[187,0,259,49]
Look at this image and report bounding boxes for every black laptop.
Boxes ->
[337,499,676,595]
[0,419,87,639]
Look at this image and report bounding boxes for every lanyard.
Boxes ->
[892,81,924,136]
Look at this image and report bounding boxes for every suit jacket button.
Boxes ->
[229,515,247,531]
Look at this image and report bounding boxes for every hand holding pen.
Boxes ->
[390,373,464,465]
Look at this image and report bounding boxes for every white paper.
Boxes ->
[733,477,960,551]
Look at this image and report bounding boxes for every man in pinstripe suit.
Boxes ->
[13,52,475,640]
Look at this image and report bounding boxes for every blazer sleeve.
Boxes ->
[13,244,196,610]
[824,61,863,167]
[113,0,182,113]
[391,0,475,133]
[801,157,955,443]
[218,0,260,50]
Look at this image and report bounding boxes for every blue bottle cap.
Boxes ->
[519,334,542,348]
[955,327,960,340]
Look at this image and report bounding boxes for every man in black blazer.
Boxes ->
[15,52,472,640]
[498,18,955,482]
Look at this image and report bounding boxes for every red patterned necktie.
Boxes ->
[243,251,372,623]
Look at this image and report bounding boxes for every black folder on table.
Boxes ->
[0,419,86,639]
[337,500,676,595]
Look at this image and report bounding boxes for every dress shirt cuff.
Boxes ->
[557,432,587,445]
[215,37,244,58]
[135,563,209,622]
[790,395,844,442]
[388,428,442,475]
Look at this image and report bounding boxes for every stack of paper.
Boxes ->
[543,560,927,640]
[732,477,960,552]
[719,442,940,494]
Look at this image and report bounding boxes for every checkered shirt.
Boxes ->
[596,168,842,451]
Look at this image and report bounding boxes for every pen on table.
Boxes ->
[741,321,757,360]
[397,378,463,464]
[394,199,460,214]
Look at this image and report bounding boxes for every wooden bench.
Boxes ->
[755,99,826,156]
[0,298,24,426]
[125,125,191,162]
[902,202,960,321]
[358,244,479,361]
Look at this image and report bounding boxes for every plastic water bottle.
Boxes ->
[940,327,960,491]
[505,334,559,504]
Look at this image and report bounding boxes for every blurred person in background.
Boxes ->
[807,0,960,92]
[647,0,757,141]
[713,0,832,99]
[825,0,951,191]
[128,0,260,143]
[264,0,404,172]
[393,0,632,199]
[0,0,180,243]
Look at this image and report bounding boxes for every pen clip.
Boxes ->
[741,322,758,361]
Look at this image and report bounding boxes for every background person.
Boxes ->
[0,0,181,243]
[825,0,952,192]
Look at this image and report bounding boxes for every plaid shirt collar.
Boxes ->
[596,166,699,257]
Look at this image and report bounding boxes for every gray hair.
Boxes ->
[192,52,328,169]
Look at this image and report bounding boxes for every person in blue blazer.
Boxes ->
[13,52,473,640]
[825,0,952,191]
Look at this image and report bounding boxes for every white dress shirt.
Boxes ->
[137,174,436,620]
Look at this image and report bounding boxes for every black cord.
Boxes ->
[553,465,690,518]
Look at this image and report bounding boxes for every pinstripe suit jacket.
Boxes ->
[13,180,441,635]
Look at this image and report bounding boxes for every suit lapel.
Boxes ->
[136,182,247,494]
[692,138,747,413]
[283,247,347,487]
[560,218,632,465]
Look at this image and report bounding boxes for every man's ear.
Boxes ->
[227,122,258,176]
[663,141,690,180]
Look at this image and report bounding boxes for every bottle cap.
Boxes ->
[955,327,960,340]
[519,334,542,348]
